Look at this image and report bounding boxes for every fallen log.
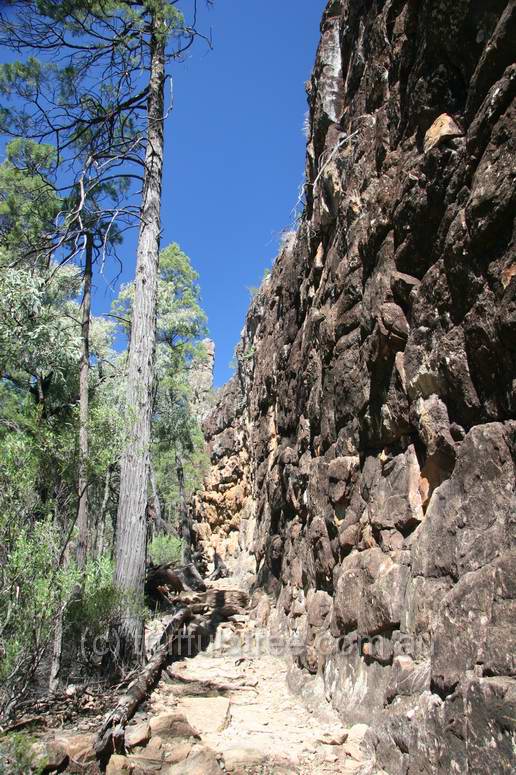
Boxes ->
[197,588,250,610]
[178,562,207,592]
[145,564,185,607]
[145,562,206,607]
[0,715,45,734]
[176,589,249,620]
[94,606,191,766]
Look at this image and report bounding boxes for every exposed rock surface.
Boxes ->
[192,1,516,772]
[188,338,215,421]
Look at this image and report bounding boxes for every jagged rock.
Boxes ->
[190,1,515,771]
[377,303,410,351]
[317,730,348,746]
[54,734,95,766]
[365,446,424,531]
[412,423,514,579]
[188,339,215,421]
[385,656,430,702]
[464,676,516,773]
[341,724,371,764]
[424,113,463,153]
[390,272,420,309]
[222,747,266,772]
[163,741,193,766]
[127,749,164,773]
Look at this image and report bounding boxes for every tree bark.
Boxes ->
[96,464,112,558]
[76,232,93,572]
[114,22,165,665]
[177,451,192,565]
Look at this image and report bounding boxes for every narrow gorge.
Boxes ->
[191,1,516,772]
[0,1,514,774]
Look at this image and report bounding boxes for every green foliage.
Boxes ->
[0,140,60,259]
[0,58,43,98]
[148,534,183,567]
[0,0,213,703]
[71,556,121,637]
[0,263,82,387]
[0,162,126,711]
[0,513,79,709]
[32,0,186,34]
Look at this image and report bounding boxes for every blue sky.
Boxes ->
[93,0,327,385]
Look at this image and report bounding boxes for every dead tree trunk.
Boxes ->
[114,22,165,665]
[95,606,191,765]
[177,452,192,565]
[48,604,64,695]
[76,232,93,572]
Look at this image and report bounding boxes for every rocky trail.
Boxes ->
[28,579,378,775]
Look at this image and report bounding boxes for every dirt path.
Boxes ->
[126,580,378,774]
[30,581,380,774]
[143,642,374,774]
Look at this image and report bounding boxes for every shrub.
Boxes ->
[0,515,78,715]
[148,534,183,567]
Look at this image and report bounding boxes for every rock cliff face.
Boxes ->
[188,338,215,420]
[192,1,516,771]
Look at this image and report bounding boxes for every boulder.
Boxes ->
[163,745,220,775]
[149,713,199,742]
[106,754,134,774]
[163,741,193,766]
[54,734,95,766]
[30,740,69,774]
[222,747,265,772]
[125,722,151,750]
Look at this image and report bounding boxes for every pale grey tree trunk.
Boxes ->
[114,25,165,665]
[48,604,64,694]
[96,464,112,558]
[76,233,93,572]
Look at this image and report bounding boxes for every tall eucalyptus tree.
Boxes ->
[0,0,212,664]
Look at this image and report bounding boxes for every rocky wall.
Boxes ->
[192,1,516,771]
